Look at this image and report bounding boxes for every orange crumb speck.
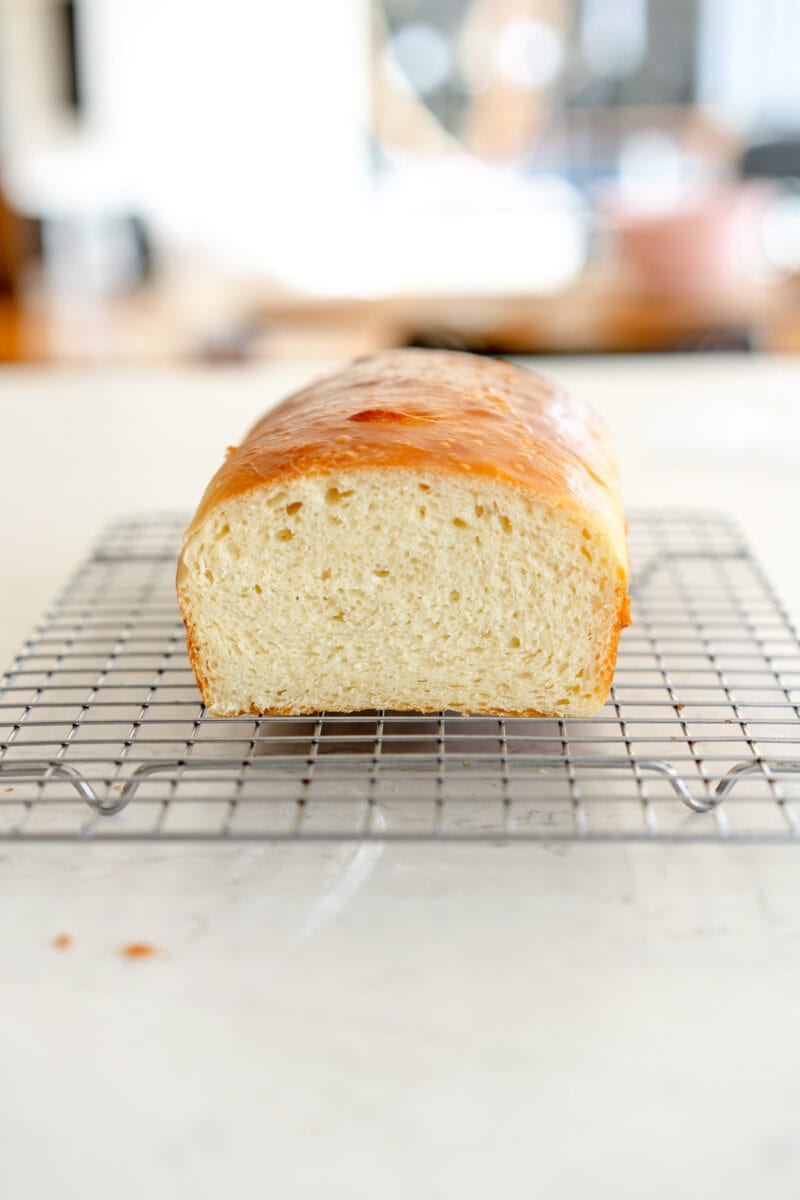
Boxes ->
[53,934,72,950]
[123,942,157,959]
[4,787,13,793]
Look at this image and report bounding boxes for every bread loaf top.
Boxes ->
[183,349,627,576]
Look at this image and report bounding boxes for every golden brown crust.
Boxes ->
[177,591,214,708]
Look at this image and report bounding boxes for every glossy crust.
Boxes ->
[179,349,630,715]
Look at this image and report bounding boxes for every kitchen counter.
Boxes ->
[1,355,800,1199]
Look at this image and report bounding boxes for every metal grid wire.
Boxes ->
[2,510,800,842]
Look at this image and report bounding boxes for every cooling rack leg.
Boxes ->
[716,760,800,802]
[0,762,129,815]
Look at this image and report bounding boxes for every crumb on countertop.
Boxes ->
[123,942,157,959]
[53,933,72,950]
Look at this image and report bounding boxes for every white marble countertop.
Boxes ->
[1,355,800,1199]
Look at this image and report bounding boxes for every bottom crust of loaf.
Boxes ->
[178,468,629,718]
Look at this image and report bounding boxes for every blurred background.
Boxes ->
[1,0,799,363]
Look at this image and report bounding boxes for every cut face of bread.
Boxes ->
[178,467,628,717]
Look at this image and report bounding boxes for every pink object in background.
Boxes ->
[603,184,770,298]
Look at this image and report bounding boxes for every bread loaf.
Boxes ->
[178,349,630,717]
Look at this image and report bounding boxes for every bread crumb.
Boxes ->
[53,933,72,950]
[123,942,157,959]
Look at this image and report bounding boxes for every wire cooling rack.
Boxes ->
[1,510,800,842]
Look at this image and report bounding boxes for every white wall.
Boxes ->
[0,0,371,272]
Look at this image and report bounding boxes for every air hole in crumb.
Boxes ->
[331,612,345,621]
[418,483,430,491]
[556,698,569,706]
[321,568,331,580]
[254,584,262,594]
[374,569,390,578]
[475,536,482,546]
[452,517,467,528]
[500,516,512,534]
[329,515,342,526]
[581,546,593,562]
[450,590,460,602]
[576,668,584,678]
[218,523,230,537]
[325,487,354,505]
[277,529,293,541]
[510,636,521,648]
[512,611,520,620]
[286,501,302,515]
[419,506,427,517]
[582,528,592,540]
[204,570,214,582]
[474,504,484,517]
[583,693,593,700]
